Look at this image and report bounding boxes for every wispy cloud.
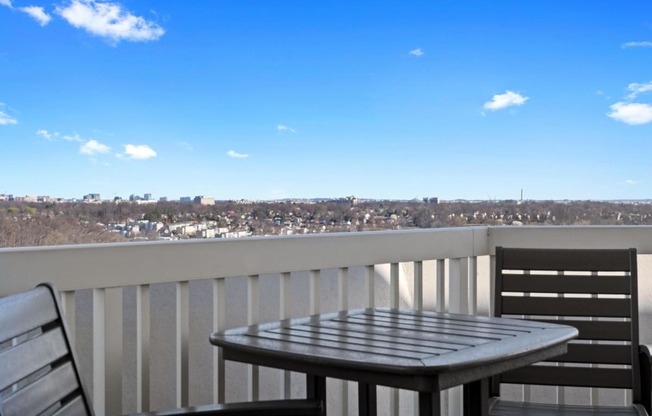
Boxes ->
[0,103,17,125]
[177,141,194,151]
[622,41,652,49]
[56,0,164,44]
[277,124,296,133]
[227,150,249,158]
[36,129,60,140]
[625,179,640,185]
[62,133,84,142]
[0,0,12,8]
[80,139,110,155]
[483,90,529,111]
[409,48,424,57]
[626,82,652,100]
[20,6,51,26]
[121,144,157,159]
[608,102,652,125]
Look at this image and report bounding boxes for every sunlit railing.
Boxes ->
[2,225,652,416]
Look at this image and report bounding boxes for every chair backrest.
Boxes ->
[0,284,94,416]
[493,247,641,402]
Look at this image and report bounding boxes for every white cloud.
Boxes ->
[626,179,640,185]
[227,150,249,158]
[277,124,296,133]
[608,102,652,125]
[0,103,17,125]
[0,0,12,7]
[80,139,110,155]
[56,0,164,44]
[62,133,84,142]
[36,129,60,140]
[622,41,652,49]
[626,82,652,100]
[483,91,529,111]
[409,48,424,57]
[123,144,157,159]
[20,6,51,26]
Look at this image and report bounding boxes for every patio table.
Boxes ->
[210,308,577,416]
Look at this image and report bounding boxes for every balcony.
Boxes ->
[2,225,652,415]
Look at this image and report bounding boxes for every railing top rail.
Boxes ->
[4,225,652,295]
[0,227,488,294]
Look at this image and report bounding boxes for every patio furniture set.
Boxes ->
[1,247,650,415]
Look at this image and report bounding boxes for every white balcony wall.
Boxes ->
[1,226,652,415]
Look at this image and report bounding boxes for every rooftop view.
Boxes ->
[2,1,652,202]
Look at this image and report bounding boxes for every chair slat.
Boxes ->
[1,362,79,416]
[501,365,632,389]
[502,296,631,317]
[0,286,58,342]
[501,275,630,294]
[0,327,69,391]
[530,319,632,341]
[500,248,633,271]
[551,343,632,365]
[50,396,88,416]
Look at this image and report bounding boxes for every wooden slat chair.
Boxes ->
[0,284,323,416]
[489,247,652,416]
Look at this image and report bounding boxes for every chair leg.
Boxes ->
[307,375,327,415]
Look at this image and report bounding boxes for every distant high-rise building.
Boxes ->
[194,196,215,206]
[180,197,193,203]
[83,193,101,202]
[159,197,168,202]
[144,193,153,201]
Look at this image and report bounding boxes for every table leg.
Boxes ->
[307,374,327,415]
[358,382,377,416]
[418,391,441,416]
[463,378,489,416]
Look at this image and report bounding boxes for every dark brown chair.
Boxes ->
[0,284,322,416]
[490,247,652,416]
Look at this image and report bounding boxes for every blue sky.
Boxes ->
[2,1,652,201]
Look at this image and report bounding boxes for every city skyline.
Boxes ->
[2,1,652,201]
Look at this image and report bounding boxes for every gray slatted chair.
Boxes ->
[0,284,323,416]
[489,247,652,416]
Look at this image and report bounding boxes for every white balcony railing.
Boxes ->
[2,225,652,415]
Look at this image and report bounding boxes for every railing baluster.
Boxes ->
[105,287,123,416]
[448,259,467,416]
[61,291,76,347]
[92,288,106,416]
[389,263,399,416]
[176,281,189,407]
[414,261,423,311]
[212,278,225,404]
[309,270,320,315]
[338,268,349,414]
[279,272,292,399]
[436,259,446,313]
[469,256,478,315]
[136,284,150,412]
[247,274,260,401]
[365,265,375,308]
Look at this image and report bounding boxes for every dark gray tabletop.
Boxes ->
[210,308,578,392]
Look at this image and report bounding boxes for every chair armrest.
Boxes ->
[639,345,652,416]
[126,399,323,416]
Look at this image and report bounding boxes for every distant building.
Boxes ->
[180,197,193,203]
[144,193,153,201]
[83,193,101,202]
[424,197,439,204]
[194,196,215,206]
[159,197,168,202]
